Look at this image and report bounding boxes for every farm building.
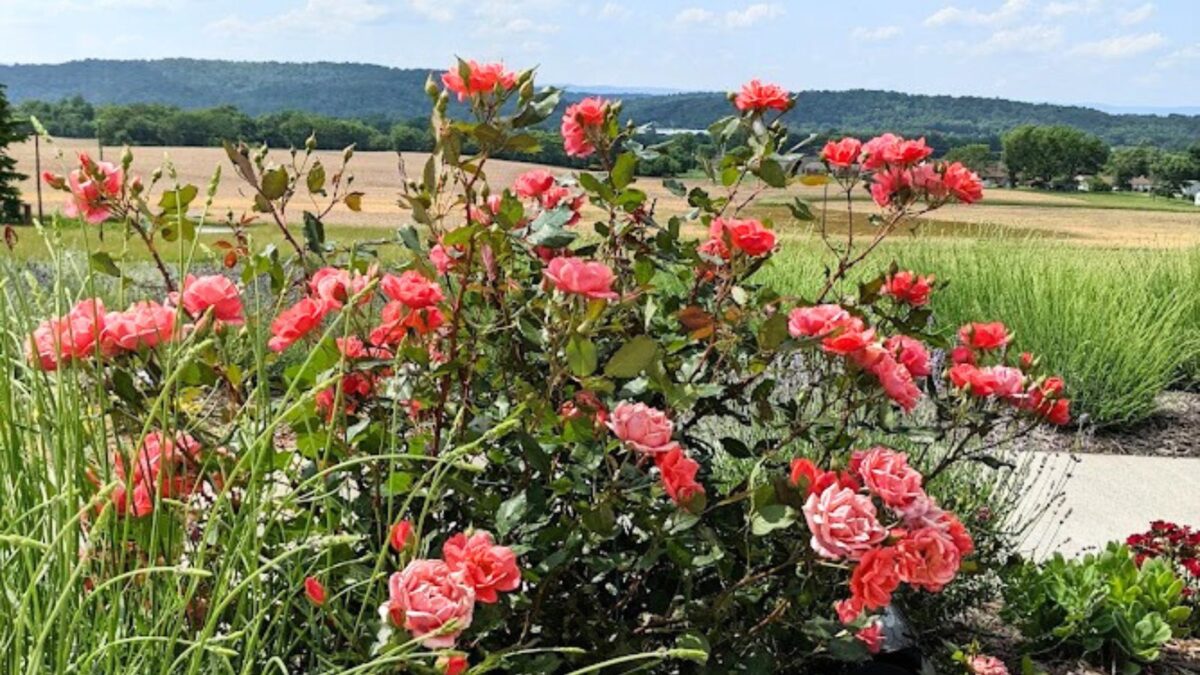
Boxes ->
[1129,176,1153,193]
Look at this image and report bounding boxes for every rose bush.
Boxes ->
[5,58,1076,673]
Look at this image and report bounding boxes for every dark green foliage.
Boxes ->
[1106,146,1160,189]
[0,84,26,221]
[941,143,993,172]
[1002,125,1109,186]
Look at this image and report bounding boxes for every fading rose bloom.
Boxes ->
[387,559,475,648]
[870,166,912,208]
[884,335,931,378]
[561,97,609,158]
[268,298,327,352]
[821,137,863,169]
[381,271,445,310]
[967,655,1010,675]
[896,526,962,592]
[958,322,1010,350]
[310,267,371,311]
[803,483,887,561]
[835,597,864,625]
[911,164,949,201]
[607,401,676,455]
[944,162,984,204]
[949,364,1024,399]
[733,79,791,113]
[788,304,851,338]
[853,447,925,511]
[513,169,556,199]
[181,275,245,326]
[881,271,934,306]
[429,244,456,275]
[304,577,327,607]
[443,530,522,604]
[543,257,618,300]
[821,319,875,356]
[110,430,203,517]
[851,546,902,610]
[441,60,517,101]
[856,620,884,654]
[62,153,123,224]
[370,303,446,346]
[655,446,705,506]
[873,355,922,411]
[390,520,414,553]
[710,217,776,257]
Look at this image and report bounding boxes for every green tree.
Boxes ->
[0,84,28,221]
[1002,124,1108,187]
[942,143,992,172]
[1149,152,1199,196]
[1106,146,1159,189]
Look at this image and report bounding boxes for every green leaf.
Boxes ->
[526,206,577,249]
[604,335,658,378]
[512,88,562,128]
[566,335,598,377]
[397,225,422,252]
[787,197,816,221]
[302,211,325,253]
[756,312,790,351]
[344,192,364,211]
[496,493,527,536]
[261,167,289,200]
[673,634,710,664]
[750,504,796,536]
[612,152,637,190]
[756,158,787,188]
[306,161,326,194]
[158,184,198,212]
[662,178,686,197]
[89,252,122,278]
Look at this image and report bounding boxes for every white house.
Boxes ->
[1129,176,1153,193]
[1182,180,1200,199]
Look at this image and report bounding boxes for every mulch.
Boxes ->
[1031,391,1200,458]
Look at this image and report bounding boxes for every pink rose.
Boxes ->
[268,297,327,352]
[850,546,901,610]
[944,162,984,204]
[856,621,884,654]
[110,430,202,517]
[881,271,934,307]
[872,355,922,411]
[34,299,107,366]
[957,322,1010,350]
[733,79,791,113]
[821,319,875,356]
[62,153,122,224]
[870,166,913,208]
[310,267,371,311]
[387,559,476,648]
[607,401,676,455]
[802,484,887,561]
[853,447,925,511]
[787,304,851,338]
[821,137,863,169]
[514,169,556,199]
[835,597,864,624]
[443,530,522,604]
[429,244,456,275]
[102,301,178,353]
[561,97,609,158]
[441,60,517,101]
[381,271,444,310]
[543,257,618,300]
[710,217,776,257]
[369,303,445,346]
[895,527,962,592]
[967,655,1010,675]
[181,275,245,325]
[884,335,931,378]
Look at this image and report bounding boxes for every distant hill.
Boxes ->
[2,59,1198,148]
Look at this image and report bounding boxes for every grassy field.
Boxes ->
[7,140,1200,428]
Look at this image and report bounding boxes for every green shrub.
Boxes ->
[1003,543,1193,669]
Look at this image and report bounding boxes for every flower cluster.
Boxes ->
[820,133,983,209]
[798,448,974,649]
[732,79,792,114]
[94,431,204,517]
[386,530,521,649]
[441,60,517,101]
[42,152,125,224]
[949,321,1071,425]
[608,401,705,507]
[1127,521,1200,592]
[788,303,927,411]
[561,97,610,158]
[699,216,778,262]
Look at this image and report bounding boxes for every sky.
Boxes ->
[1,0,1198,108]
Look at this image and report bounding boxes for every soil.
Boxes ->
[1030,391,1200,458]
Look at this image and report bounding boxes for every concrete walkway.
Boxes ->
[1020,453,1200,559]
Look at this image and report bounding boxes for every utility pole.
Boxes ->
[34,132,42,223]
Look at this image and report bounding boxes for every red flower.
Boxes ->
[387,559,475,648]
[850,546,902,610]
[181,274,245,326]
[438,656,469,675]
[655,446,705,506]
[856,621,884,654]
[710,217,776,257]
[733,79,791,113]
[370,302,446,346]
[561,97,609,158]
[442,530,522,604]
[881,271,934,306]
[821,319,875,356]
[514,169,556,199]
[309,267,371,311]
[268,298,327,352]
[544,257,619,300]
[821,137,863,169]
[381,271,445,309]
[441,60,517,101]
[944,162,984,204]
[884,335,931,378]
[958,322,1010,350]
[895,527,962,592]
[304,576,327,606]
[870,166,912,207]
[390,520,414,553]
[788,304,852,338]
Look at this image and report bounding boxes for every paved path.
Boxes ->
[1020,453,1200,559]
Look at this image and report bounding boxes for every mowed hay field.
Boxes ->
[7,139,1200,428]
[10,138,1200,248]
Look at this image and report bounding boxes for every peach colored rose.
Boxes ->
[441,60,516,101]
[102,301,177,353]
[310,267,371,311]
[896,527,962,592]
[268,298,326,353]
[967,655,1010,675]
[561,97,609,158]
[381,270,444,309]
[803,484,887,561]
[944,162,984,204]
[62,153,122,224]
[884,335,931,378]
[543,257,618,300]
[443,530,522,604]
[181,275,245,325]
[607,401,676,455]
[787,304,851,338]
[710,217,776,257]
[514,169,556,199]
[854,447,925,511]
[881,271,934,307]
[821,137,863,169]
[957,322,1010,350]
[850,546,901,610]
[733,79,790,113]
[655,446,705,506]
[387,559,476,648]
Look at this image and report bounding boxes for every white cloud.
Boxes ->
[924,0,1027,27]
[207,0,389,35]
[1041,0,1101,17]
[599,2,630,19]
[477,17,559,35]
[1155,42,1200,68]
[1071,32,1165,58]
[851,25,902,41]
[674,3,783,29]
[976,24,1064,54]
[407,0,457,22]
[1119,2,1155,25]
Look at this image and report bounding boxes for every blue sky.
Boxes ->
[1,0,1198,107]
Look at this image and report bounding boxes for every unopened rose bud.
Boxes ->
[519,79,534,102]
[424,74,439,99]
[303,576,326,607]
[78,152,95,172]
[305,133,317,153]
[151,167,163,183]
[130,176,144,195]
[41,171,65,190]
[120,146,133,170]
[436,91,450,114]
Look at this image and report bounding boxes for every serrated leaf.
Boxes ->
[566,334,598,377]
[612,152,637,190]
[261,167,288,200]
[757,158,787,188]
[750,504,795,536]
[604,335,658,378]
[306,161,326,194]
